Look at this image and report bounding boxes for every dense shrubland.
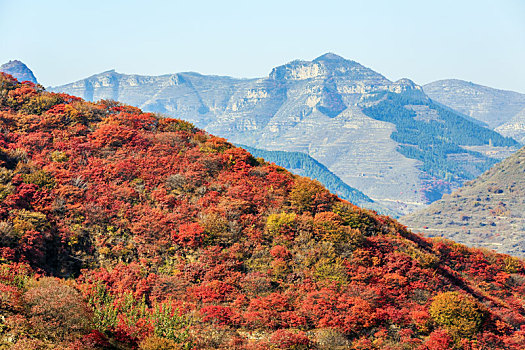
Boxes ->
[0,73,525,349]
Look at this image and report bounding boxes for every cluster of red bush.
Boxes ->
[0,73,525,349]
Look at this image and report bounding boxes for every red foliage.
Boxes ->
[419,329,454,350]
[200,305,235,325]
[299,288,376,335]
[269,329,311,349]
[0,75,525,348]
[270,245,291,260]
[174,222,206,248]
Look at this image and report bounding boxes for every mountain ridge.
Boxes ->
[423,79,525,140]
[48,54,520,215]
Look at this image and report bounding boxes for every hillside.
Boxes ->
[423,79,525,141]
[2,74,525,349]
[401,146,525,258]
[237,145,390,215]
[49,54,519,215]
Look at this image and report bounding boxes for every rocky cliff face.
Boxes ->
[423,79,525,134]
[50,54,518,215]
[401,146,525,257]
[0,60,38,84]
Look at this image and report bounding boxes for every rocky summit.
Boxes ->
[0,59,38,84]
[49,54,519,215]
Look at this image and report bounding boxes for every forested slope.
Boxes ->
[1,74,525,349]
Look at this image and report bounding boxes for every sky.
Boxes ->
[0,0,524,93]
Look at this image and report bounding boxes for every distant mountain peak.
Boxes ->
[97,69,119,77]
[4,59,23,65]
[0,59,38,84]
[313,52,347,62]
[269,53,387,82]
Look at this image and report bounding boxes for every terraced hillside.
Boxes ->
[402,146,525,257]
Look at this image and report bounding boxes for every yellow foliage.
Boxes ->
[429,291,488,339]
[98,247,111,256]
[289,177,330,213]
[19,93,62,115]
[271,258,290,280]
[22,170,55,189]
[266,212,297,237]
[314,257,348,283]
[159,118,195,133]
[399,239,439,269]
[502,255,523,274]
[331,202,374,232]
[0,182,15,200]
[199,136,229,154]
[50,150,68,163]
[12,209,48,233]
[313,211,364,247]
[0,167,13,184]
[139,336,183,350]
[313,212,344,242]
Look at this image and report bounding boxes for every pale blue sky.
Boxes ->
[1,0,524,92]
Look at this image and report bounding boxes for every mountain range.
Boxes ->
[48,53,520,215]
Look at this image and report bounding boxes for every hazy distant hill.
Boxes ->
[424,79,525,142]
[496,108,525,144]
[50,54,519,215]
[0,60,38,84]
[401,146,525,257]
